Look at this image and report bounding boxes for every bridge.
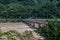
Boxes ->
[23,19,60,28]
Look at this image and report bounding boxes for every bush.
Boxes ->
[0,30,38,40]
[36,20,60,40]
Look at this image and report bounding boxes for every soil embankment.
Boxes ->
[0,22,43,40]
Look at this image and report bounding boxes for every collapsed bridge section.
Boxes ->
[23,19,48,28]
[23,19,60,28]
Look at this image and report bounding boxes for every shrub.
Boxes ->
[36,20,60,40]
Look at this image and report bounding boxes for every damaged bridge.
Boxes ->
[23,19,60,28]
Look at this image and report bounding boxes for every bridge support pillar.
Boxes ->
[38,23,43,27]
[34,23,39,28]
[30,22,35,27]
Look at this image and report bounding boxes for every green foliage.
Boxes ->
[36,20,60,40]
[0,30,37,40]
[0,0,60,21]
[22,31,34,40]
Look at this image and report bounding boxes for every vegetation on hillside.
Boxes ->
[0,30,38,40]
[35,19,60,40]
[0,0,60,21]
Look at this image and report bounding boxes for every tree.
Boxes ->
[36,19,60,40]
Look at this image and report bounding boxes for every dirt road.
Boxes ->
[0,22,34,32]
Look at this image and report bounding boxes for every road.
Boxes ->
[0,22,34,32]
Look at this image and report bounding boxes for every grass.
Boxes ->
[0,18,22,22]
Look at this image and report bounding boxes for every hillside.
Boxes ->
[0,0,60,21]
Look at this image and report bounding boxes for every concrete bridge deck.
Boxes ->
[23,19,60,28]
